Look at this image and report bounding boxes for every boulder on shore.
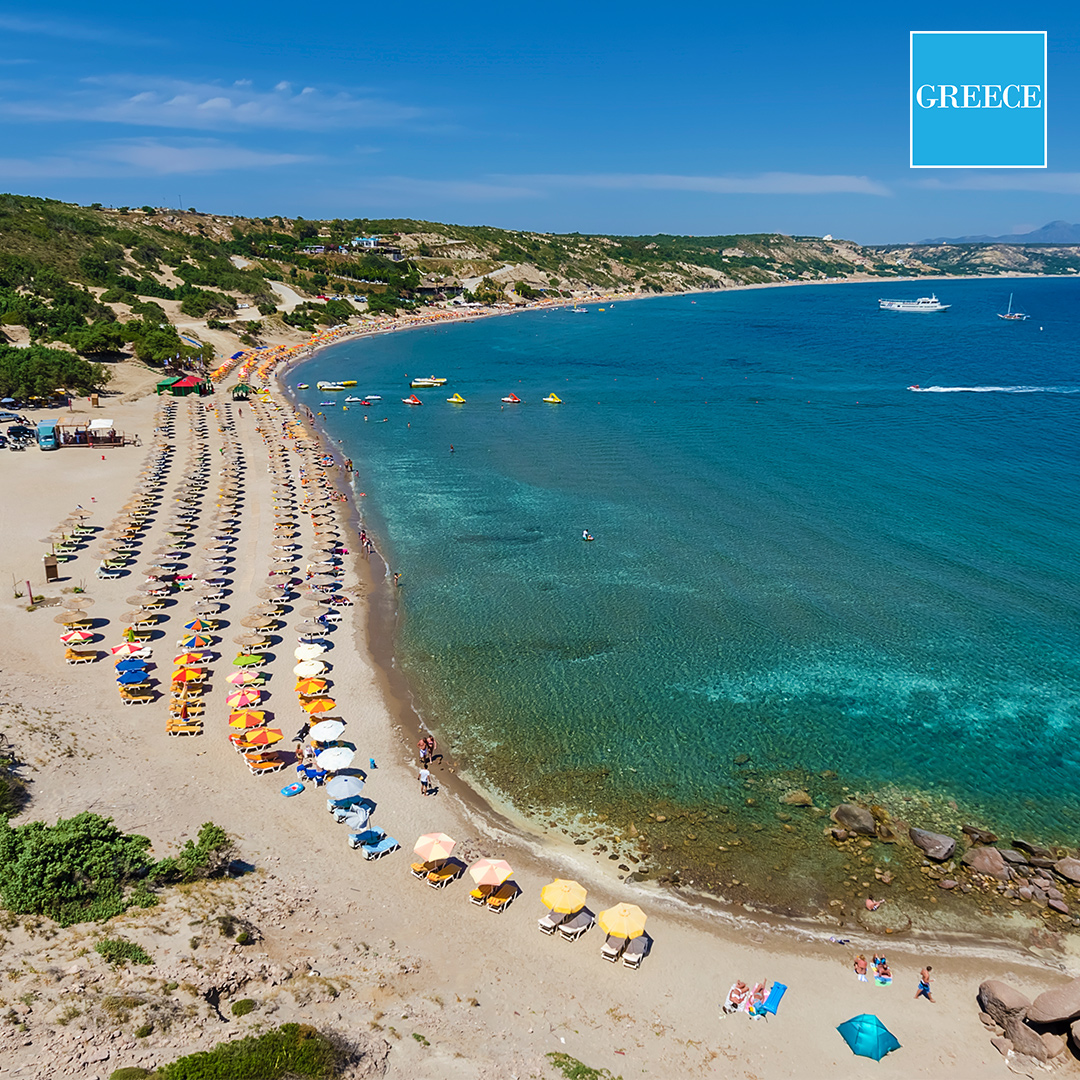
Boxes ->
[962,824,998,845]
[978,980,1031,1029]
[962,846,1010,881]
[1027,978,1080,1025]
[1014,839,1053,858]
[1053,856,1080,883]
[1003,1016,1049,1062]
[1069,1017,1080,1055]
[830,803,876,836]
[909,827,956,861]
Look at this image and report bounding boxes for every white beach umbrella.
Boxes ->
[316,746,355,772]
[309,719,346,742]
[294,643,326,660]
[325,775,364,801]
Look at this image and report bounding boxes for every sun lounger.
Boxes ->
[120,692,154,706]
[486,883,518,913]
[469,885,495,906]
[427,863,459,888]
[166,721,203,737]
[601,934,628,962]
[557,910,593,939]
[348,828,384,851]
[246,754,286,775]
[412,859,440,880]
[538,910,571,936]
[97,567,122,580]
[169,701,204,718]
[621,935,648,969]
[363,836,399,861]
[327,794,364,813]
[65,648,98,665]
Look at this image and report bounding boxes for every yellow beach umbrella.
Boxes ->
[540,879,588,914]
[302,696,336,714]
[597,903,648,940]
[295,677,329,696]
[172,667,204,682]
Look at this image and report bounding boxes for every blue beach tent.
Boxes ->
[837,1014,901,1061]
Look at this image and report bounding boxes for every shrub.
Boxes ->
[109,1069,150,1080]
[153,1023,340,1079]
[236,930,253,946]
[230,998,256,1017]
[94,939,153,966]
[135,1023,153,1037]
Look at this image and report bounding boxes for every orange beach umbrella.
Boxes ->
[301,697,336,714]
[233,727,283,748]
[228,710,267,729]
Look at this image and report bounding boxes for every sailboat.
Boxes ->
[997,293,1029,321]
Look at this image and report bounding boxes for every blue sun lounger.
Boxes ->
[362,836,399,861]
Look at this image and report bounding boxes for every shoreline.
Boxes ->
[268,286,1080,959]
[1,366,1077,1078]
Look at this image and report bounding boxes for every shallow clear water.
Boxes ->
[298,280,1080,839]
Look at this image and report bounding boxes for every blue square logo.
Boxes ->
[911,31,1046,168]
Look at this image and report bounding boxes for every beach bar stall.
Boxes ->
[230,382,254,400]
[167,375,212,397]
[156,376,182,395]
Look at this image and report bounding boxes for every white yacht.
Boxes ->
[878,294,950,313]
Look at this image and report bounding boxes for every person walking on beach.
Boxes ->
[418,738,431,767]
[418,766,432,796]
[915,965,934,1002]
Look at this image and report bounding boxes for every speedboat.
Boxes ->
[410,376,447,388]
[402,394,422,405]
[296,383,309,390]
[319,400,337,406]
[543,393,562,403]
[907,385,923,391]
[501,393,522,403]
[341,379,358,386]
[447,392,466,403]
[317,381,346,391]
[345,396,363,402]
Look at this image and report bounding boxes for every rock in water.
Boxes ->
[978,980,1032,1028]
[909,827,956,861]
[961,846,1010,880]
[1054,857,1080,883]
[962,824,998,845]
[1014,839,1053,858]
[781,790,813,806]
[1028,978,1080,1024]
[830,803,876,836]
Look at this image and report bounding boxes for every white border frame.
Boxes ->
[909,30,1047,169]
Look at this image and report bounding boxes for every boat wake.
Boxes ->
[908,385,1080,394]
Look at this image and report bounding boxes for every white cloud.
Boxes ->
[0,138,312,179]
[0,76,422,132]
[354,176,542,202]
[0,14,161,46]
[514,172,892,196]
[915,173,1080,195]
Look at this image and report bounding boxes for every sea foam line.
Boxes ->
[909,385,1080,394]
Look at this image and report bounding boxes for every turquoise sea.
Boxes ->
[295,279,1080,868]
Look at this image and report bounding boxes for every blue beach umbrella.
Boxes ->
[117,670,150,685]
[115,659,148,672]
[836,1014,901,1061]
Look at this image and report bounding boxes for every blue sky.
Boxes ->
[1,0,1079,243]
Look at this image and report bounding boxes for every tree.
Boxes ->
[0,345,111,397]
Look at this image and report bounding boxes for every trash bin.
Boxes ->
[43,554,59,582]
[91,393,99,408]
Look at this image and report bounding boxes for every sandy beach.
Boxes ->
[0,327,1075,1079]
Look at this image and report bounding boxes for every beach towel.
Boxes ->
[875,975,892,987]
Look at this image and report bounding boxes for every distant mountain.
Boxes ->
[918,220,1080,245]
